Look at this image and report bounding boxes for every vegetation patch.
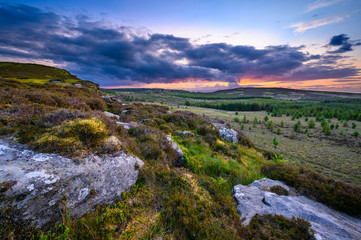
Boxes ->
[270,185,289,196]
[262,163,361,216]
[242,214,314,240]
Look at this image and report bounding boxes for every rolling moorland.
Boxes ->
[106,88,361,187]
[1,62,361,239]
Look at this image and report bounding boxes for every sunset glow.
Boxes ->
[0,0,360,92]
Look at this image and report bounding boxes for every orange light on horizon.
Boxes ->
[102,80,230,90]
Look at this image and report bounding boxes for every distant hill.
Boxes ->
[0,62,98,90]
[214,87,361,101]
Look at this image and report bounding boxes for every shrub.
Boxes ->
[252,117,258,126]
[36,109,89,128]
[353,131,359,137]
[255,147,277,160]
[267,121,274,131]
[244,214,314,240]
[293,121,301,133]
[85,97,106,111]
[272,138,278,148]
[308,119,315,128]
[322,124,331,135]
[276,128,281,135]
[31,118,109,155]
[270,185,289,196]
[237,131,254,148]
[59,118,108,147]
[31,134,81,155]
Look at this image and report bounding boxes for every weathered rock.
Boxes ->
[101,96,122,103]
[166,135,185,166]
[233,178,361,240]
[178,131,194,136]
[116,121,137,130]
[103,111,120,120]
[0,138,144,229]
[101,95,112,102]
[121,110,128,114]
[213,123,239,143]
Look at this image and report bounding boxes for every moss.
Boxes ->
[59,118,108,147]
[30,118,108,155]
[31,134,81,155]
[270,185,289,196]
[244,214,314,240]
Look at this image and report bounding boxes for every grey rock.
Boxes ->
[121,110,128,114]
[0,139,144,229]
[166,135,185,166]
[213,123,239,143]
[74,83,82,87]
[233,178,361,240]
[101,96,112,102]
[103,111,120,120]
[178,131,194,136]
[116,121,137,130]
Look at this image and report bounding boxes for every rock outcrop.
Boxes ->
[0,138,144,229]
[233,178,361,240]
[213,123,239,143]
[166,135,185,166]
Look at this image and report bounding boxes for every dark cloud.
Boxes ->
[327,34,360,53]
[329,34,349,46]
[288,64,359,81]
[0,4,360,87]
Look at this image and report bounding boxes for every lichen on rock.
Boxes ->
[233,178,361,240]
[0,138,144,230]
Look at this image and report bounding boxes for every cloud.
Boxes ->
[306,0,343,12]
[327,34,360,53]
[0,4,360,88]
[288,15,347,33]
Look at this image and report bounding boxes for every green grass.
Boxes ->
[182,106,361,187]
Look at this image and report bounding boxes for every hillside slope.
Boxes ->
[1,62,360,239]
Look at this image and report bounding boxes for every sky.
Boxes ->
[0,0,361,92]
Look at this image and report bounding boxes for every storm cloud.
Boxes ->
[0,4,359,86]
[327,34,361,53]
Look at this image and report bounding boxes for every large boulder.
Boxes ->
[0,138,144,229]
[233,178,361,240]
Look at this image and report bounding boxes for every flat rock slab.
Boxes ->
[233,178,361,240]
[0,138,144,229]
